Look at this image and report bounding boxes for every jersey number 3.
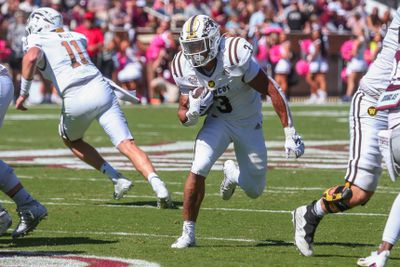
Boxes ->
[61,40,89,68]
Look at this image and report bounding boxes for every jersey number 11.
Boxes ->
[61,40,89,68]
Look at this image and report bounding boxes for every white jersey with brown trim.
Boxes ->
[360,8,400,99]
[25,31,100,96]
[172,36,262,121]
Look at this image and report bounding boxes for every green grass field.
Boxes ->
[0,103,398,266]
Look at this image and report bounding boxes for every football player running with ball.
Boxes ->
[293,7,400,257]
[170,15,304,248]
[16,8,174,208]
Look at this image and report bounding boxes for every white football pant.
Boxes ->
[191,115,267,198]
[0,74,14,128]
[344,91,388,191]
[59,75,133,146]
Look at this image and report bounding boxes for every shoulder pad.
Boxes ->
[24,34,43,53]
[170,51,186,78]
[223,37,253,67]
[222,37,254,76]
[170,51,198,93]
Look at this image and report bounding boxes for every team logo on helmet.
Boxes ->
[180,15,221,67]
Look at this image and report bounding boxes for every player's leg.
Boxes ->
[97,92,173,207]
[61,81,133,199]
[0,75,47,238]
[293,92,388,256]
[172,116,230,248]
[357,193,400,267]
[222,119,267,200]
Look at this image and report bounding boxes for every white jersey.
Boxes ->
[25,31,101,95]
[172,36,261,121]
[360,7,400,99]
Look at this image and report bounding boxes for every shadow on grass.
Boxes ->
[315,241,375,248]
[0,236,117,247]
[105,201,182,209]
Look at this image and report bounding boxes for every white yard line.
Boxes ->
[0,199,388,217]
[34,229,274,244]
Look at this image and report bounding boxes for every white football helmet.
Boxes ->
[180,15,221,67]
[26,7,63,35]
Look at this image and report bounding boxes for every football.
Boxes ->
[192,87,207,98]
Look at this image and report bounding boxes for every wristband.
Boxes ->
[20,77,32,97]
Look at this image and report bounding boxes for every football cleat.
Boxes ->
[292,203,322,256]
[157,195,176,209]
[357,250,390,267]
[220,160,238,200]
[12,200,47,238]
[113,176,133,200]
[171,234,196,249]
[0,208,12,236]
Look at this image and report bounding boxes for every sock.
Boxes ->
[100,162,120,181]
[382,193,400,245]
[183,220,195,237]
[12,188,34,207]
[148,173,168,198]
[313,200,326,218]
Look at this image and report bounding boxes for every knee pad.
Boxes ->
[322,182,353,213]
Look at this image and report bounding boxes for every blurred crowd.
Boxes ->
[0,0,397,104]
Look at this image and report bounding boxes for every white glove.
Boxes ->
[183,88,202,126]
[199,89,214,116]
[284,127,305,159]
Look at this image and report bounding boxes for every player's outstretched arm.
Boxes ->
[248,70,304,158]
[16,47,43,111]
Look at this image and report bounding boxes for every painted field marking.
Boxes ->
[0,140,352,171]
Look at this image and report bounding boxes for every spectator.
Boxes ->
[273,28,292,96]
[285,1,306,31]
[145,20,175,104]
[74,11,104,68]
[149,47,179,104]
[6,10,25,99]
[343,29,368,102]
[184,0,211,18]
[116,39,143,98]
[126,0,148,28]
[305,25,329,104]
[248,1,267,37]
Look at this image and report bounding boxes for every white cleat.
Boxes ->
[171,234,196,249]
[292,204,321,257]
[12,200,47,238]
[357,250,390,267]
[153,180,176,209]
[0,208,12,236]
[113,176,133,200]
[220,160,238,200]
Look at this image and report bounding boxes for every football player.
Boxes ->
[356,40,400,267]
[0,63,47,238]
[16,7,174,208]
[170,15,305,248]
[293,7,400,257]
